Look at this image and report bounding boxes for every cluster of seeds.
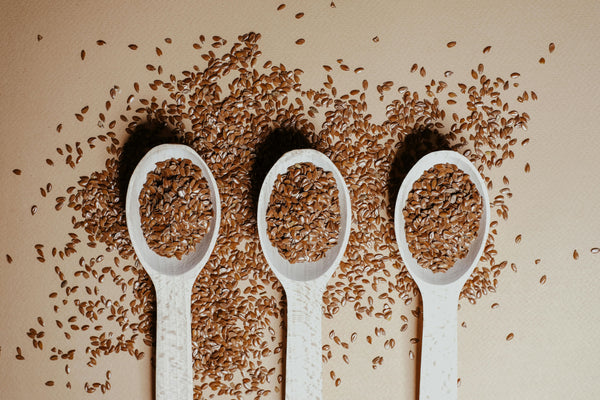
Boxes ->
[10,30,548,398]
[139,158,213,259]
[403,163,483,273]
[266,162,340,263]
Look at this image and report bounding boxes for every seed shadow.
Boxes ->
[250,126,313,219]
[387,128,451,218]
[117,120,182,208]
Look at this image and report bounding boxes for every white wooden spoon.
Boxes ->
[257,149,351,400]
[126,144,221,400]
[394,150,490,400]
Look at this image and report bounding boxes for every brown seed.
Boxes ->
[37,34,43,41]
[6,254,12,263]
[549,42,555,53]
[524,163,530,173]
[96,40,106,46]
[591,248,600,254]
[372,36,379,43]
[506,333,514,341]
[483,45,492,54]
[128,44,138,50]
[31,205,38,215]
[12,169,21,175]
[515,234,522,244]
[56,124,62,133]
[539,275,547,285]
[45,381,54,386]
[295,38,305,45]
[447,41,456,48]
[80,50,85,60]
[295,12,304,18]
[539,57,545,64]
[277,3,285,10]
[491,303,499,309]
[573,250,579,260]
[410,63,418,73]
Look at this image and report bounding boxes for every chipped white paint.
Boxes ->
[394,150,490,400]
[257,149,351,400]
[126,144,221,400]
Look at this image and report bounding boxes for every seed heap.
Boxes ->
[403,163,483,273]
[266,162,340,263]
[13,31,541,398]
[139,158,213,259]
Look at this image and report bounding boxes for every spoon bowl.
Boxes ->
[257,149,351,400]
[126,143,221,400]
[394,150,490,400]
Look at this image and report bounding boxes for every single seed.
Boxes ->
[540,275,547,284]
[483,45,491,54]
[573,250,579,260]
[80,50,85,60]
[506,333,514,341]
[549,42,555,53]
[447,41,456,48]
[96,40,106,46]
[295,38,305,45]
[515,234,522,244]
[295,12,304,18]
[12,169,22,175]
[539,57,545,64]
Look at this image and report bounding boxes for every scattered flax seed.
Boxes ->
[372,36,379,43]
[521,138,530,146]
[12,169,22,175]
[128,44,138,50]
[491,303,499,309]
[549,42,555,53]
[295,12,304,19]
[37,34,43,41]
[31,205,38,215]
[524,163,530,173]
[483,45,492,54]
[515,234,522,244]
[510,72,520,79]
[56,124,62,133]
[410,63,418,73]
[444,70,453,77]
[591,248,600,254]
[539,275,547,285]
[535,258,541,265]
[80,50,85,60]
[506,333,514,341]
[539,57,545,64]
[295,38,305,45]
[45,381,54,386]
[75,114,84,122]
[277,3,285,11]
[6,254,12,263]
[354,67,364,74]
[330,1,336,7]
[96,40,106,46]
[447,41,456,48]
[573,249,579,260]
[164,38,172,44]
[155,47,163,56]
[46,159,54,166]
[511,263,517,272]
[419,67,426,77]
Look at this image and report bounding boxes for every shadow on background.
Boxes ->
[117,121,182,207]
[387,128,451,217]
[250,126,313,217]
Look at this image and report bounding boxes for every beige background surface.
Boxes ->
[1,1,599,399]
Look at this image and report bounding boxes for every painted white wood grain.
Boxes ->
[126,144,221,400]
[394,150,490,400]
[257,149,351,400]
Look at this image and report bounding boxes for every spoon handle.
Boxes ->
[285,285,323,400]
[419,289,458,400]
[154,278,193,400]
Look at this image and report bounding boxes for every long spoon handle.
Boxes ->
[154,278,193,400]
[284,285,323,400]
[419,289,458,400]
